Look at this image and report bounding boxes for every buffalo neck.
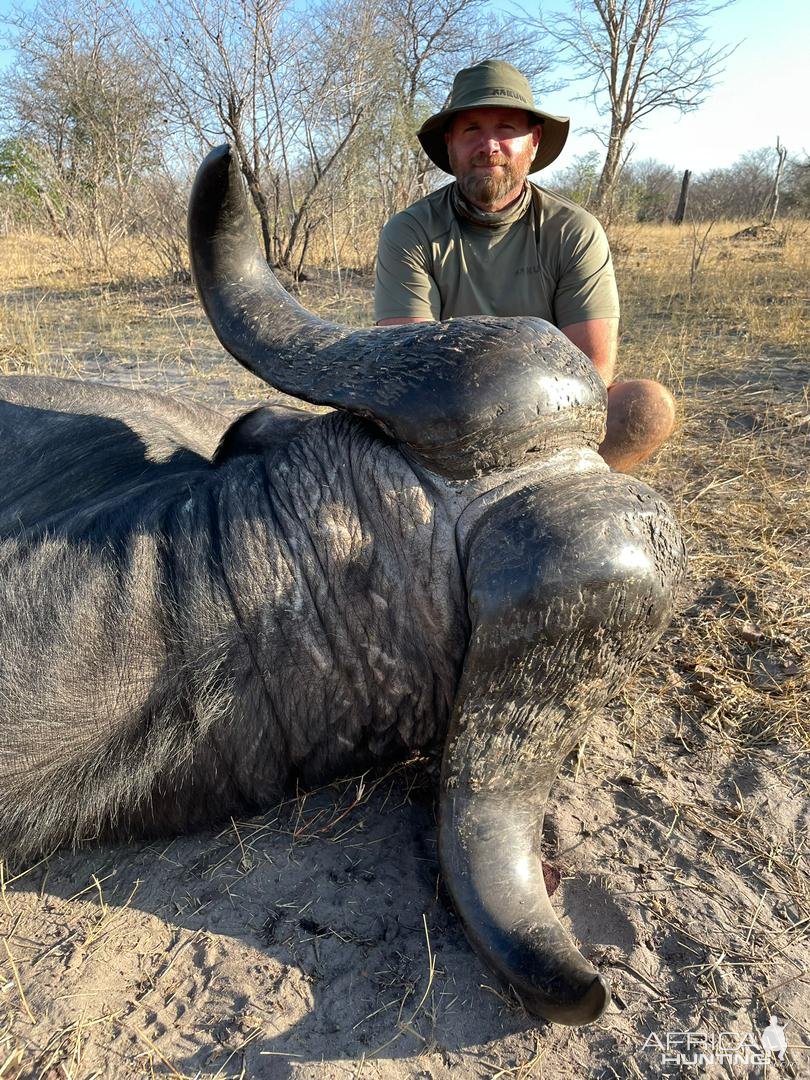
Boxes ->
[192,411,470,801]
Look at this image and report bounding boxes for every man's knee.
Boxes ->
[601,379,676,470]
[612,378,676,440]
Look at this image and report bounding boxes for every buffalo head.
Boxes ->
[187,146,685,1025]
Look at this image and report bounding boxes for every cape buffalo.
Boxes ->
[0,145,685,1026]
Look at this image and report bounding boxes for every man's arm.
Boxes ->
[375,213,441,324]
[559,318,618,386]
[377,317,431,326]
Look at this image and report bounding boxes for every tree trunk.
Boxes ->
[672,170,692,224]
[595,130,624,220]
[279,111,363,271]
[765,138,787,224]
[38,189,66,238]
[329,194,342,297]
[228,120,274,264]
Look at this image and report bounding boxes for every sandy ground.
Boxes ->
[1,269,808,1079]
[2,704,807,1078]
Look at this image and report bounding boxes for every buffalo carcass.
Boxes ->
[0,145,685,1026]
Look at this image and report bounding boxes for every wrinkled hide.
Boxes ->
[0,144,686,1027]
[0,387,467,844]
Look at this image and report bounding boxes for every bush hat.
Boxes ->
[417,59,570,175]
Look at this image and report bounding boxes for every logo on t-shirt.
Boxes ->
[516,264,542,276]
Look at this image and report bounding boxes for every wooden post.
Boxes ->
[672,169,691,224]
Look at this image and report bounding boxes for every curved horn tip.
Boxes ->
[205,142,232,166]
[520,971,611,1027]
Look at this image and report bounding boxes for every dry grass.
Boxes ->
[0,231,263,404]
[0,219,808,1076]
[608,220,809,753]
[612,219,808,376]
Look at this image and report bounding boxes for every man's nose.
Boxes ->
[477,134,501,154]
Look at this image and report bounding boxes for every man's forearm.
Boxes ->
[376,317,432,326]
[559,319,619,386]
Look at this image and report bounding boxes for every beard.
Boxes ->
[449,139,536,208]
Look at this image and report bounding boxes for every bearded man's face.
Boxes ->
[445,107,541,210]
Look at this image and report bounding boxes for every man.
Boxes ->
[375,59,675,472]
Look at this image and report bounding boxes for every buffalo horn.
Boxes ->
[188,144,607,480]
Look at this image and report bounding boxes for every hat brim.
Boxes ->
[417,103,569,174]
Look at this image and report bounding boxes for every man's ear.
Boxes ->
[533,124,543,148]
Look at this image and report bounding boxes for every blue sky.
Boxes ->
[1,0,806,173]
[531,0,809,172]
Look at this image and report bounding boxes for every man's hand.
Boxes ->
[559,319,618,386]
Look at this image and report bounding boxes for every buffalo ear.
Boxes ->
[213,405,315,464]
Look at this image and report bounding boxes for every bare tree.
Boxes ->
[535,0,736,217]
[689,147,775,220]
[124,0,391,274]
[117,0,292,263]
[2,0,163,265]
[276,0,386,274]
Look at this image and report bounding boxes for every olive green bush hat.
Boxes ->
[417,59,570,175]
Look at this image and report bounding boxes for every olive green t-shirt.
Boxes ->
[374,182,619,327]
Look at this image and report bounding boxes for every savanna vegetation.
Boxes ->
[0,0,807,279]
[0,0,808,1075]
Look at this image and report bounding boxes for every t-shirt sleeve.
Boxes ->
[553,214,620,327]
[374,213,441,322]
